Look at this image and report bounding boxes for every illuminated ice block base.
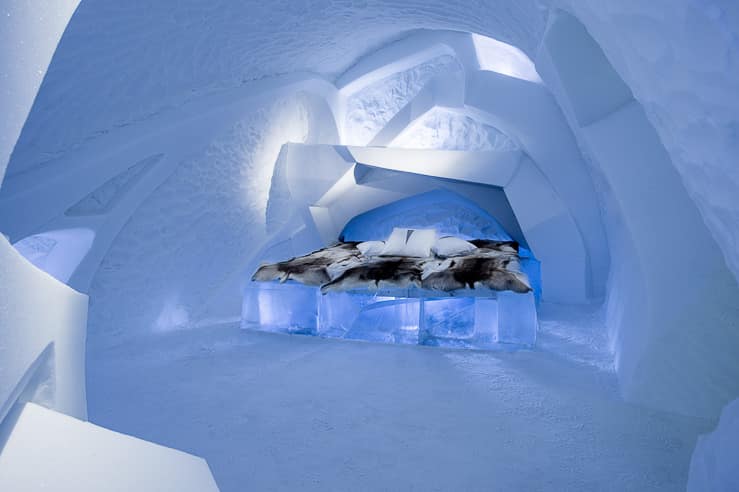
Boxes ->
[242,283,537,349]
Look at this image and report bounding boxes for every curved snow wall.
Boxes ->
[0,0,81,183]
[537,10,739,418]
[0,0,88,427]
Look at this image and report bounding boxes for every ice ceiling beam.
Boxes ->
[347,146,520,187]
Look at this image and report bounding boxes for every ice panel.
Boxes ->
[242,282,318,335]
[345,298,420,345]
[318,291,375,338]
[422,297,475,339]
[420,297,498,349]
[473,297,498,345]
[497,291,537,346]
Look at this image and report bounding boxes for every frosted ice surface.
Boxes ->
[420,297,479,347]
[88,94,314,346]
[318,291,374,338]
[497,291,537,346]
[244,283,537,350]
[345,298,421,345]
[242,283,318,335]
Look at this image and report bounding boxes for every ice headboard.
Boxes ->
[340,189,515,243]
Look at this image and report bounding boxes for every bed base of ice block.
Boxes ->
[242,282,537,349]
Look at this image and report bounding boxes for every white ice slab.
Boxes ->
[0,402,220,492]
[347,146,521,187]
[0,237,88,423]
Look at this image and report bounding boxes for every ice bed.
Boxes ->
[244,228,539,349]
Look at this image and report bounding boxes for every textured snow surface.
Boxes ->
[560,0,739,281]
[13,228,95,284]
[688,397,739,492]
[344,55,462,145]
[88,95,313,345]
[8,0,546,173]
[87,308,711,492]
[391,107,519,151]
[65,154,162,216]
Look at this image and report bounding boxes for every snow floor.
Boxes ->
[87,303,713,491]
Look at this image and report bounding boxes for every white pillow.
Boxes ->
[432,236,477,258]
[380,228,437,257]
[357,240,385,257]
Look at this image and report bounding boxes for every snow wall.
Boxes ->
[688,397,739,491]
[0,0,88,429]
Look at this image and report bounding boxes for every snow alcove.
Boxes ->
[1,3,739,491]
[244,188,540,349]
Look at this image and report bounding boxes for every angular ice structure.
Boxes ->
[0,403,219,492]
[242,284,537,350]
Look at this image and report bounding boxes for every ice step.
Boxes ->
[0,402,220,491]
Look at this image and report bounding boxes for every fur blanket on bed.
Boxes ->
[252,240,532,294]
